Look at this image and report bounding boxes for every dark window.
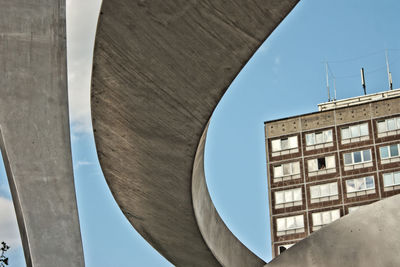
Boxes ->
[390,144,399,157]
[318,158,326,169]
[353,151,362,163]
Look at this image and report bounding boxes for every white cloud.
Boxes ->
[66,0,102,134]
[274,56,281,65]
[0,183,11,199]
[272,56,281,79]
[77,160,94,167]
[0,197,22,249]
[70,132,79,143]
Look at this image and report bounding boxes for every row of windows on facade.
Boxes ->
[276,205,364,237]
[273,174,387,209]
[276,204,363,255]
[270,116,400,153]
[272,145,400,183]
[275,175,400,212]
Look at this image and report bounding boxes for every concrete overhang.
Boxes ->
[91,1,400,266]
[91,0,299,266]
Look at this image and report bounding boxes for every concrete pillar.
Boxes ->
[0,0,84,266]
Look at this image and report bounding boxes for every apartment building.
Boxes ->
[264,89,400,258]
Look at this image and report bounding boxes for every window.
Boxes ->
[346,176,375,195]
[275,188,302,208]
[306,130,332,146]
[308,155,335,174]
[273,161,301,183]
[276,215,304,236]
[377,117,400,133]
[341,123,368,139]
[383,171,400,188]
[343,149,372,165]
[312,209,340,231]
[380,144,400,159]
[310,182,338,203]
[348,206,360,213]
[271,136,298,152]
[273,162,300,177]
[278,244,294,255]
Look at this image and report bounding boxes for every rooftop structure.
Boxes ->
[265,89,400,258]
[318,88,400,111]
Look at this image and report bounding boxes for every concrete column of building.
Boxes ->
[0,0,85,266]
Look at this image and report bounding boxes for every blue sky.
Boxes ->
[1,0,400,266]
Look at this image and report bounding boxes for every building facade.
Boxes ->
[265,89,400,258]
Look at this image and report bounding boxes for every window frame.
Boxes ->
[383,171,400,187]
[310,182,338,199]
[341,123,369,140]
[343,149,372,166]
[305,129,333,146]
[345,176,375,193]
[312,209,340,227]
[348,206,361,213]
[377,116,400,133]
[274,187,303,209]
[271,136,298,152]
[276,215,304,234]
[278,243,294,255]
[379,143,400,159]
[273,162,300,178]
[307,155,336,172]
[274,188,302,206]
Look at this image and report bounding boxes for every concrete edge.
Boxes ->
[0,126,32,266]
[192,121,266,267]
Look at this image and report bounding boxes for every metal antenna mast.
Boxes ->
[333,78,337,101]
[385,49,393,90]
[325,62,331,101]
[361,67,366,95]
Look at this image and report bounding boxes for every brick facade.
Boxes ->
[265,92,400,258]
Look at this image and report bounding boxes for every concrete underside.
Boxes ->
[91,1,400,266]
[91,0,299,266]
[0,0,84,266]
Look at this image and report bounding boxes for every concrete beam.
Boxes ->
[91,1,400,266]
[0,0,84,266]
[91,0,299,266]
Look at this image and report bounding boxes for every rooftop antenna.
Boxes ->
[325,62,331,101]
[385,50,393,90]
[389,72,393,90]
[333,78,337,101]
[361,67,366,95]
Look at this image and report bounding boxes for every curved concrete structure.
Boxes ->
[90,0,400,266]
[267,194,400,267]
[3,0,399,266]
[0,0,84,266]
[192,122,265,266]
[91,0,299,266]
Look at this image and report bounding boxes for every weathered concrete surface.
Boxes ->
[0,1,84,266]
[267,195,400,267]
[91,0,299,266]
[192,122,265,266]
